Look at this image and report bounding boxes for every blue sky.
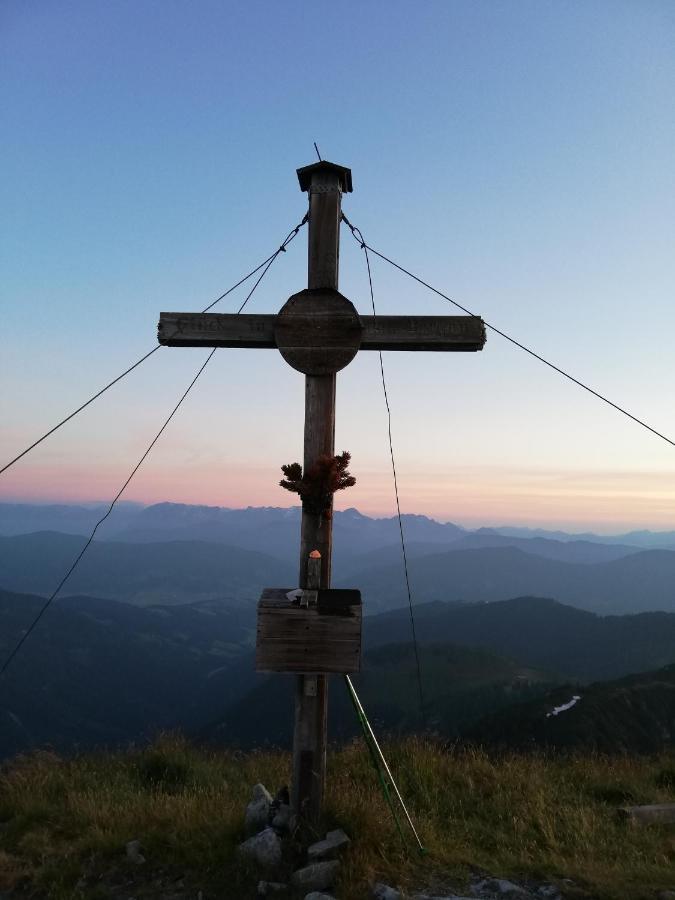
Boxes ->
[2,0,674,531]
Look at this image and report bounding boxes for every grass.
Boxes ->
[0,734,674,899]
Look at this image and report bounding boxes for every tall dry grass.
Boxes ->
[0,734,673,899]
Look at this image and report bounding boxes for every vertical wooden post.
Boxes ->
[291,164,343,826]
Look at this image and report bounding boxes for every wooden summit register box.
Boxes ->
[256,587,362,674]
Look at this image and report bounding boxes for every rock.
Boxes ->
[125,839,146,865]
[275,785,290,805]
[536,887,561,899]
[238,827,282,870]
[257,881,289,896]
[307,828,351,860]
[304,894,337,900]
[494,881,530,897]
[472,878,530,897]
[373,885,402,900]
[412,895,474,900]
[252,783,273,802]
[291,860,340,892]
[658,893,675,900]
[271,803,296,834]
[245,783,273,834]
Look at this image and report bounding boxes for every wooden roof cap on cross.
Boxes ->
[296,160,353,193]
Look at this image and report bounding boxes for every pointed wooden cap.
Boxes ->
[297,161,353,193]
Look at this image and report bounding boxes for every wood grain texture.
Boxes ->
[275,289,362,375]
[158,312,276,347]
[307,169,342,290]
[292,164,344,826]
[159,311,485,354]
[360,315,486,351]
[300,376,335,585]
[256,590,362,674]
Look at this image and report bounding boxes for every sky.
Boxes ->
[1,0,674,533]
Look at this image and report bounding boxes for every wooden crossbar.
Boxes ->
[158,312,486,352]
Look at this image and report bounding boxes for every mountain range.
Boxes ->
[365,595,675,681]
[3,582,675,758]
[3,526,675,615]
[0,531,293,606]
[344,544,675,614]
[6,500,675,552]
[2,500,675,758]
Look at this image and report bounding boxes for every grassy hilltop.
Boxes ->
[1,735,674,900]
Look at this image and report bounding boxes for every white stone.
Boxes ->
[291,860,340,892]
[472,879,529,897]
[496,880,528,895]
[238,827,282,870]
[373,885,402,900]
[307,828,351,860]
[245,783,273,834]
[125,840,145,865]
[252,783,273,802]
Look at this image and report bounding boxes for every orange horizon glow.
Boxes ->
[3,461,675,535]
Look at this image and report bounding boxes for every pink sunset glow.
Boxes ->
[3,459,675,534]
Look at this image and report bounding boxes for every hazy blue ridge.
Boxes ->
[342,545,675,614]
[3,523,675,615]
[0,531,294,606]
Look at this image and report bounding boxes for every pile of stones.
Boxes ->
[237,785,642,900]
[237,783,350,899]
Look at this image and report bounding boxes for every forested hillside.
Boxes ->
[471,664,675,754]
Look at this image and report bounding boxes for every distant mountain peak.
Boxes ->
[341,507,366,519]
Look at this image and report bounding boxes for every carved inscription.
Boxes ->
[158,313,276,348]
[367,317,473,335]
[158,311,485,353]
[168,315,269,334]
[360,315,486,351]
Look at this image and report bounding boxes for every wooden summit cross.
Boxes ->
[158,160,486,826]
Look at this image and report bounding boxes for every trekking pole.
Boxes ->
[344,675,426,853]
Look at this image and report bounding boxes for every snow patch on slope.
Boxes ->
[546,695,581,718]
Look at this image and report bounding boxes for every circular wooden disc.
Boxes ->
[274,289,362,375]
